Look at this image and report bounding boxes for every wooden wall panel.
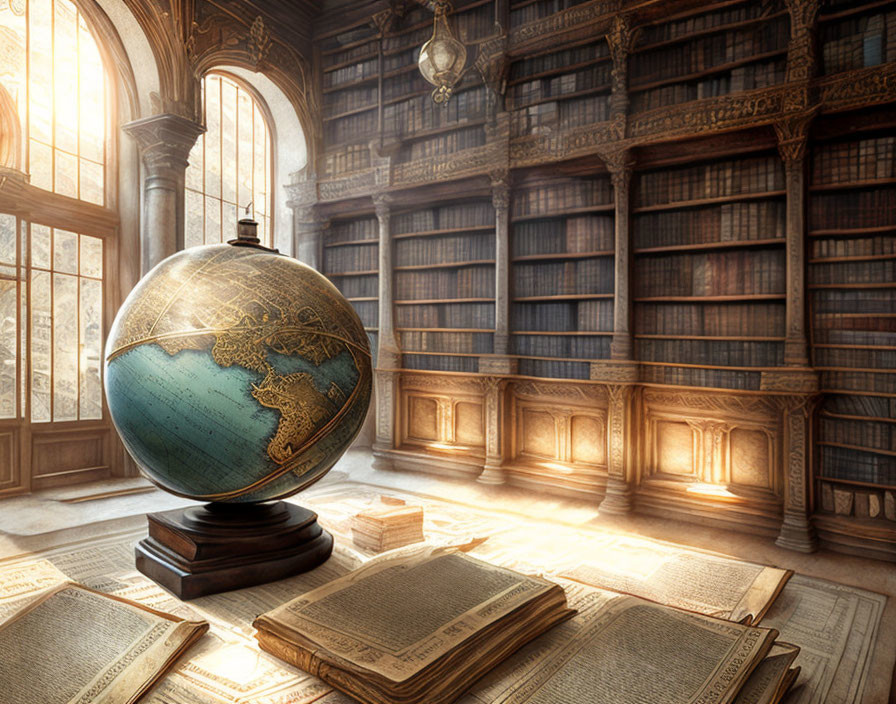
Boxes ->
[31,429,110,490]
[0,429,17,492]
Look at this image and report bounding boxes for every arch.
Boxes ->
[0,83,21,170]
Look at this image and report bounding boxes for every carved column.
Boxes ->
[601,384,636,514]
[607,153,634,360]
[478,377,508,484]
[123,114,204,272]
[776,395,819,552]
[372,193,400,469]
[492,172,511,357]
[292,207,328,270]
[606,14,635,142]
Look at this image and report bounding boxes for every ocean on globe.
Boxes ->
[104,243,372,503]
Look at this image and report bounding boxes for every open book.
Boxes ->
[253,548,574,704]
[0,582,208,704]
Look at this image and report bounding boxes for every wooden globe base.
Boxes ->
[135,501,333,600]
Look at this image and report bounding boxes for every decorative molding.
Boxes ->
[643,389,779,419]
[783,0,819,84]
[393,143,497,185]
[475,33,509,120]
[774,108,819,166]
[509,0,625,51]
[513,380,606,404]
[401,373,485,395]
[123,113,205,173]
[318,169,377,201]
[760,369,819,394]
[246,16,273,69]
[589,359,638,383]
[819,62,896,113]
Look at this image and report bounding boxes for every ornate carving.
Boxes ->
[123,113,205,174]
[392,143,497,185]
[402,373,484,395]
[509,0,626,50]
[760,369,819,394]
[510,121,614,167]
[372,193,393,223]
[512,380,606,404]
[589,360,638,383]
[475,33,509,120]
[318,169,377,202]
[491,170,511,211]
[819,63,896,112]
[643,389,779,419]
[605,14,635,138]
[784,0,819,83]
[375,370,397,442]
[246,16,272,69]
[773,108,818,166]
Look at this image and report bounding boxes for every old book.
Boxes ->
[0,582,208,704]
[253,548,574,704]
[459,586,794,704]
[351,501,425,552]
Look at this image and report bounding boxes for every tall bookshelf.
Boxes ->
[809,131,896,522]
[322,215,380,361]
[510,172,615,380]
[394,199,496,373]
[818,0,896,76]
[629,1,789,113]
[633,151,787,390]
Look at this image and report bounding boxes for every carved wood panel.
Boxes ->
[399,377,486,455]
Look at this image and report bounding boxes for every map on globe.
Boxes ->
[105,245,372,503]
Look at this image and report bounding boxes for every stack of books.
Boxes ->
[351,500,425,553]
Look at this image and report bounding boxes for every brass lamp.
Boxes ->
[418,1,467,104]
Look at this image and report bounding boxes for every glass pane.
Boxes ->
[222,201,237,241]
[221,78,237,205]
[78,16,105,163]
[185,189,204,249]
[31,269,51,422]
[54,0,80,155]
[79,276,102,419]
[0,265,17,419]
[185,135,204,192]
[238,88,254,209]
[0,214,16,265]
[204,76,221,198]
[31,223,51,269]
[253,105,266,198]
[0,0,27,126]
[28,0,53,145]
[53,272,78,421]
[19,223,27,416]
[29,140,53,191]
[79,158,103,205]
[53,228,78,273]
[79,234,102,278]
[54,149,78,198]
[204,195,221,244]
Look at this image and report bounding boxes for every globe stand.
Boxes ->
[135,501,333,600]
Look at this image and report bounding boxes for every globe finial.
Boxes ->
[229,201,278,251]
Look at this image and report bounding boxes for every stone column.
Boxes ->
[372,193,400,469]
[776,394,819,552]
[292,206,328,271]
[609,159,634,360]
[478,377,507,484]
[492,172,511,358]
[123,114,204,273]
[601,384,636,514]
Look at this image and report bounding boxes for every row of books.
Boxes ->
[511,300,614,332]
[636,1,786,47]
[399,331,494,354]
[820,12,894,75]
[812,289,896,314]
[382,25,431,56]
[514,258,614,297]
[347,300,377,327]
[636,155,784,207]
[330,275,377,299]
[383,87,487,138]
[395,302,495,329]
[630,16,789,85]
[513,216,614,257]
[822,370,896,394]
[395,232,495,267]
[366,331,379,361]
[393,202,494,234]
[811,235,896,259]
[824,394,896,418]
[811,135,896,184]
[324,243,378,272]
[633,250,785,297]
[508,0,592,29]
[634,301,785,336]
[402,353,479,372]
[516,357,591,380]
[383,47,420,75]
[396,126,486,163]
[321,25,376,54]
[633,200,785,248]
[639,364,763,390]
[328,217,377,244]
[509,42,609,83]
[508,63,612,109]
[382,71,431,103]
[809,188,896,230]
[630,59,785,112]
[323,144,370,176]
[510,95,611,137]
[510,334,611,359]
[395,266,494,300]
[324,58,378,90]
[822,417,895,452]
[324,85,378,117]
[325,109,379,145]
[813,329,896,347]
[512,178,612,218]
[815,348,896,370]
[323,43,377,72]
[636,339,784,367]
[810,259,896,285]
[820,446,896,486]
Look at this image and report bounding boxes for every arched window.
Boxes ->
[185,72,273,248]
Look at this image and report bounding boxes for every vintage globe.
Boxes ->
[104,242,372,504]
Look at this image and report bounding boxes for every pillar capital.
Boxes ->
[123,113,205,174]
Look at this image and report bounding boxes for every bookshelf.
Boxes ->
[394,199,496,373]
[510,173,614,380]
[322,215,380,361]
[629,1,790,113]
[818,0,896,75]
[810,131,896,522]
[632,151,787,390]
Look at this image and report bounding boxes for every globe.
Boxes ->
[104,242,372,504]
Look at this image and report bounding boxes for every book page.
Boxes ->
[462,586,777,704]
[0,582,207,704]
[733,643,799,704]
[255,549,560,682]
